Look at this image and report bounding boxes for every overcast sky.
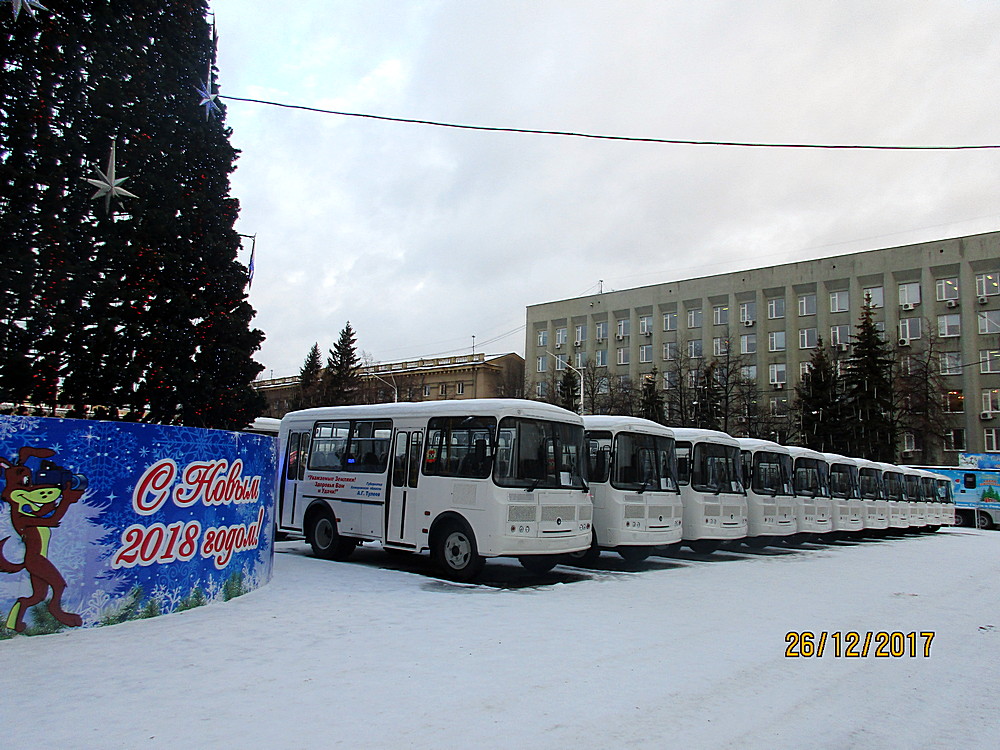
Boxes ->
[209,0,1000,379]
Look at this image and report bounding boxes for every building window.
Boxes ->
[770,397,789,416]
[713,337,729,356]
[798,294,816,316]
[617,347,630,365]
[595,349,608,367]
[595,321,608,340]
[439,383,447,396]
[575,352,586,368]
[767,297,785,319]
[799,327,817,349]
[936,278,960,301]
[741,364,757,381]
[423,385,432,397]
[800,361,813,378]
[863,286,884,308]
[639,315,653,335]
[663,370,677,389]
[944,390,965,413]
[769,363,787,384]
[575,324,587,344]
[938,314,961,337]
[944,429,966,452]
[902,432,916,452]
[741,334,756,354]
[616,318,630,338]
[940,352,962,375]
[713,305,729,326]
[978,310,1000,334]
[976,273,1000,297]
[663,312,677,331]
[536,356,547,373]
[456,382,465,395]
[687,308,703,328]
[688,339,703,358]
[982,389,1000,414]
[663,342,677,360]
[985,428,1000,453]
[768,330,786,352]
[555,354,567,371]
[830,324,851,346]
[830,290,849,313]
[537,329,548,347]
[899,317,922,341]
[981,349,1000,373]
[555,327,567,346]
[739,301,757,324]
[639,344,652,363]
[597,376,610,395]
[898,282,922,306]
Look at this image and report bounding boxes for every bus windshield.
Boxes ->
[829,464,860,499]
[936,478,954,503]
[691,442,744,495]
[494,417,586,490]
[884,472,905,501]
[904,474,921,502]
[859,468,884,500]
[612,433,678,493]
[794,458,829,497]
[747,451,793,496]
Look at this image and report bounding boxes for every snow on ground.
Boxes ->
[3,529,999,750]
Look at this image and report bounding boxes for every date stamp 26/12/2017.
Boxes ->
[785,631,935,658]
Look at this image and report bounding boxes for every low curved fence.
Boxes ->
[0,415,276,637]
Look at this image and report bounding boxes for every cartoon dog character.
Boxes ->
[0,447,85,632]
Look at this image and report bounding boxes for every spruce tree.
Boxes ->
[295,342,323,409]
[639,368,665,424]
[325,322,362,405]
[0,1,264,427]
[794,338,844,453]
[557,367,579,413]
[843,303,898,461]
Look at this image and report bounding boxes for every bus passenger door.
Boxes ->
[387,431,421,546]
[280,430,310,529]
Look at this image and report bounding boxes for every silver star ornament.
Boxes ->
[10,0,48,20]
[196,74,221,120]
[84,141,139,214]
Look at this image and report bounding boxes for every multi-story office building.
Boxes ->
[525,231,1000,464]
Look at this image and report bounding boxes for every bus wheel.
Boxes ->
[564,533,601,565]
[976,513,994,530]
[618,547,652,565]
[518,555,559,575]
[432,521,485,582]
[953,512,969,528]
[687,540,720,554]
[745,536,769,549]
[307,511,357,562]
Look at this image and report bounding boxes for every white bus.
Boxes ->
[276,400,593,581]
[900,466,929,530]
[823,452,865,536]
[673,428,748,553]
[581,416,683,563]
[912,468,944,530]
[856,457,890,533]
[785,445,834,542]
[878,462,911,531]
[736,438,797,547]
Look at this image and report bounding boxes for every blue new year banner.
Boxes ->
[0,415,276,637]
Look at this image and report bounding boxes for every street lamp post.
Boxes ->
[545,350,586,414]
[370,372,398,402]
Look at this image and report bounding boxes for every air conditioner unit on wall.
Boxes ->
[979,296,990,305]
[981,411,994,421]
[837,343,850,352]
[946,299,959,309]
[744,319,755,327]
[773,382,785,390]
[555,343,562,349]
[898,338,910,347]
[616,334,625,341]
[901,303,915,311]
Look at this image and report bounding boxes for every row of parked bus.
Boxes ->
[271,400,955,581]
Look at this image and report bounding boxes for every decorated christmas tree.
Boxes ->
[0,0,264,428]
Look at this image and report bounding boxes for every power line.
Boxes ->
[220,94,1000,151]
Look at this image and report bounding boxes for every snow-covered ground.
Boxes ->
[4,529,999,749]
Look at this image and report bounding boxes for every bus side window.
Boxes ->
[408,432,422,488]
[676,442,691,486]
[964,473,977,490]
[286,432,301,480]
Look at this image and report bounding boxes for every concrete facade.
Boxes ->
[525,231,1000,464]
